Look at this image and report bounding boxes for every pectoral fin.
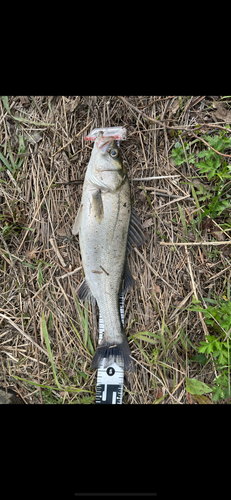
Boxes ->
[72,204,82,235]
[92,190,104,223]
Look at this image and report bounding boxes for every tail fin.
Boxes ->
[92,335,134,372]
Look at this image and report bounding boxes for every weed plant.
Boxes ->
[172,128,231,402]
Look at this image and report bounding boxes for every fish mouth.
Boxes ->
[95,135,116,154]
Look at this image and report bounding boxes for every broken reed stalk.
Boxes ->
[160,241,231,246]
[133,175,180,181]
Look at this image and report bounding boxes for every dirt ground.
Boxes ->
[0,95,231,404]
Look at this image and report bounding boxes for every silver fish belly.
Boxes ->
[73,134,146,371]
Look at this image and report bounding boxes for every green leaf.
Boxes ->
[189,353,208,364]
[196,161,206,168]
[214,156,221,170]
[213,138,223,151]
[198,344,209,354]
[0,151,13,172]
[207,169,216,181]
[197,150,208,158]
[185,378,212,395]
[212,385,224,402]
[218,352,227,365]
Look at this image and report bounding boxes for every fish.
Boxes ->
[72,131,146,371]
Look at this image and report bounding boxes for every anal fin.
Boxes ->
[77,279,96,305]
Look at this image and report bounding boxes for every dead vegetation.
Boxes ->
[0,95,231,404]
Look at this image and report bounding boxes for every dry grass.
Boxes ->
[1,95,231,404]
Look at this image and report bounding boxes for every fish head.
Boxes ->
[94,133,123,168]
[87,132,127,191]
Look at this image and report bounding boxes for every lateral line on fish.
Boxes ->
[111,188,121,242]
[99,265,109,276]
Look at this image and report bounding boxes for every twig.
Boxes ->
[118,96,173,128]
[133,175,180,181]
[184,245,210,340]
[119,96,231,158]
[59,267,82,279]
[17,170,58,253]
[0,313,49,357]
[206,264,231,281]
[52,120,93,157]
[137,186,194,200]
[155,194,191,210]
[50,237,67,268]
[160,241,231,246]
[169,290,194,320]
[134,247,176,294]
[0,234,21,286]
[188,129,231,158]
[201,211,230,240]
[138,96,176,109]
[129,355,182,404]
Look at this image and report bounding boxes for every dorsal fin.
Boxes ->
[123,262,135,294]
[123,208,146,294]
[127,208,146,255]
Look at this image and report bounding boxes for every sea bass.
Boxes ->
[72,131,146,371]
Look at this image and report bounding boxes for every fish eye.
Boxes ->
[110,149,118,158]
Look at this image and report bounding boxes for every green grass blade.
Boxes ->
[84,300,89,349]
[129,334,150,362]
[1,95,54,127]
[191,184,200,211]
[133,332,159,344]
[12,375,93,393]
[73,292,94,355]
[41,311,61,389]
[70,318,93,357]
[160,310,166,353]
[8,143,16,171]
[177,203,188,237]
[140,185,157,219]
[84,300,94,355]
[0,151,13,172]
[1,96,11,114]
